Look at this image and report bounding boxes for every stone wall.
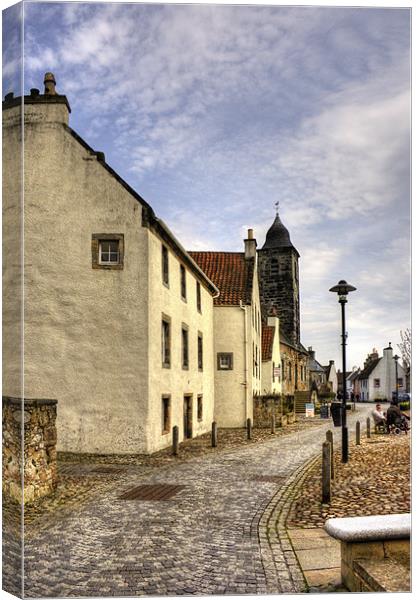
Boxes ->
[253,394,295,427]
[2,397,58,504]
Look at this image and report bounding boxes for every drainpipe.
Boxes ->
[240,300,249,421]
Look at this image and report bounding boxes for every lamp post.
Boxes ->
[329,279,357,463]
[393,354,399,402]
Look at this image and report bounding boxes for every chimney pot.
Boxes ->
[248,228,253,240]
[96,152,105,162]
[30,88,40,97]
[44,72,57,95]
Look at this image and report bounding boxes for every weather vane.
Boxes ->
[275,201,280,215]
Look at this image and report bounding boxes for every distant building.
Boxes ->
[323,361,338,394]
[307,347,327,390]
[261,314,282,395]
[358,343,406,402]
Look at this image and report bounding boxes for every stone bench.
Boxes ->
[324,514,410,592]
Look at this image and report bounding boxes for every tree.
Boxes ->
[398,328,411,370]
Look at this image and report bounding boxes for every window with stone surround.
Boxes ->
[197,395,203,421]
[198,332,203,371]
[217,353,233,370]
[92,233,124,269]
[182,324,189,369]
[162,244,169,286]
[196,281,201,312]
[180,264,187,300]
[162,395,171,434]
[162,316,171,368]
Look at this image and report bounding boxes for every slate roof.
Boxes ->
[358,358,381,380]
[189,252,254,306]
[261,214,299,256]
[337,370,352,385]
[308,357,325,373]
[262,326,275,361]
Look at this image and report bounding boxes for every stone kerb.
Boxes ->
[325,514,410,591]
[2,396,58,504]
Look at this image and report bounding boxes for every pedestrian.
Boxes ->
[371,403,386,431]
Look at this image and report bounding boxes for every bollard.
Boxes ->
[366,417,371,439]
[326,430,334,480]
[211,421,217,448]
[271,414,276,434]
[247,418,252,440]
[322,441,332,504]
[172,425,179,456]
[356,421,361,445]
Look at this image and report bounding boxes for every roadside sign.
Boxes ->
[305,403,315,418]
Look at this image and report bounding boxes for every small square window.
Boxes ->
[217,353,233,370]
[92,234,124,270]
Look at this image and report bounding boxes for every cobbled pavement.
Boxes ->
[10,408,371,597]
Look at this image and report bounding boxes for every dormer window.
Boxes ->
[92,234,124,270]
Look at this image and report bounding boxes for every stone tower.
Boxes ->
[258,208,300,346]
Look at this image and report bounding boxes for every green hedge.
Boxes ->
[400,401,410,411]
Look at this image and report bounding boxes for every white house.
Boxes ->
[3,74,219,454]
[261,315,282,395]
[190,230,262,427]
[324,360,338,394]
[358,344,406,402]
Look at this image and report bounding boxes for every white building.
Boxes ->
[3,74,218,454]
[190,230,262,427]
[358,344,406,402]
[261,315,282,395]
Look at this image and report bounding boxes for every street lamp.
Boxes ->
[329,279,357,463]
[393,354,399,402]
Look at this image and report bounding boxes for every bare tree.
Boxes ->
[398,328,411,369]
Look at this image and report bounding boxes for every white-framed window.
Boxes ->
[99,240,120,264]
[92,233,124,270]
[217,353,233,370]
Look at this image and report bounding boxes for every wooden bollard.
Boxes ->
[172,425,179,456]
[326,430,334,480]
[356,421,361,445]
[247,418,252,440]
[366,417,371,438]
[322,441,332,504]
[211,421,217,447]
[271,414,276,434]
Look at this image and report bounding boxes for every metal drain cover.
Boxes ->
[119,484,185,501]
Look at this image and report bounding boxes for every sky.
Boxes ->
[2,1,411,371]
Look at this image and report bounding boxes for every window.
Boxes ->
[180,265,187,300]
[196,281,201,312]
[281,360,285,381]
[398,378,404,388]
[162,245,169,285]
[197,395,203,421]
[92,233,124,270]
[288,363,292,381]
[374,378,380,388]
[217,353,233,370]
[182,325,189,369]
[198,332,203,371]
[161,317,171,368]
[162,396,171,433]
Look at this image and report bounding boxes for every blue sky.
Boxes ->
[2,1,411,370]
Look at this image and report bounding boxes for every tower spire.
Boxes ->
[275,201,280,216]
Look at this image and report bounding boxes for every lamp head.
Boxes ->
[329,279,357,302]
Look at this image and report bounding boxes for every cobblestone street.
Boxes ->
[7,407,372,597]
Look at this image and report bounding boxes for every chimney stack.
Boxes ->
[244,228,257,259]
[44,72,57,95]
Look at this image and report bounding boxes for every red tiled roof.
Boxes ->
[262,326,275,361]
[189,252,252,306]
